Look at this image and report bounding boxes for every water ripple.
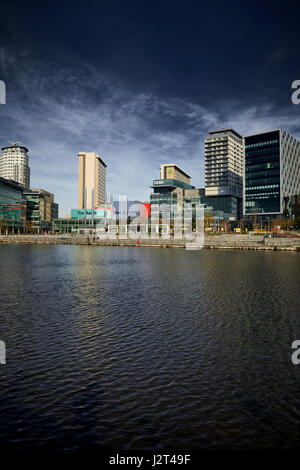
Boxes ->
[0,245,299,449]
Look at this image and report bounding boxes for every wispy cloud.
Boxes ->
[0,49,299,216]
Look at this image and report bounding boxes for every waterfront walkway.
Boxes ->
[0,234,299,251]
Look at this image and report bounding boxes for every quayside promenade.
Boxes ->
[0,234,299,251]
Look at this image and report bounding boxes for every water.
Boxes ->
[0,244,299,450]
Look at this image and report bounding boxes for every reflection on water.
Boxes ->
[0,245,299,450]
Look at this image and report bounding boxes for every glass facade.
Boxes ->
[151,191,178,219]
[184,194,241,222]
[23,190,59,232]
[152,179,194,191]
[244,130,281,214]
[53,218,106,233]
[0,177,23,230]
[150,179,195,218]
[25,194,46,229]
[150,171,241,223]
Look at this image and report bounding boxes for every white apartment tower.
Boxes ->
[204,129,243,198]
[0,142,30,188]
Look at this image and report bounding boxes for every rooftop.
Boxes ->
[78,152,107,168]
[208,129,243,140]
[2,143,29,152]
[161,163,191,179]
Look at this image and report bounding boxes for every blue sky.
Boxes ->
[0,0,299,216]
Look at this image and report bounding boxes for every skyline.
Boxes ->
[0,0,299,216]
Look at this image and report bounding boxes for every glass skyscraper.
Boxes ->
[244,129,300,216]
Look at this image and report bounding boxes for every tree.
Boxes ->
[220,220,230,233]
[204,213,215,230]
[292,216,300,230]
[271,216,292,230]
[25,220,36,234]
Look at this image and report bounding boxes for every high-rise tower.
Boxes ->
[204,129,243,198]
[244,129,300,217]
[77,152,106,209]
[0,142,30,188]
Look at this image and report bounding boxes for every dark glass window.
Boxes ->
[245,131,280,214]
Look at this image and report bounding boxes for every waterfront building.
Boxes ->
[0,177,25,233]
[77,152,106,210]
[150,163,240,226]
[205,129,243,198]
[150,164,195,219]
[204,129,243,221]
[184,188,241,225]
[61,201,150,235]
[0,142,30,188]
[53,217,105,234]
[55,203,113,234]
[23,189,59,233]
[244,129,300,218]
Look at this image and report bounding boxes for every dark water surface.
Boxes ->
[0,244,299,450]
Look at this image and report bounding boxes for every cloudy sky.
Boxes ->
[0,0,299,216]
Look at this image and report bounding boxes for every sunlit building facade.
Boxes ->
[23,189,59,233]
[150,164,195,220]
[0,142,30,188]
[205,129,243,198]
[78,152,106,209]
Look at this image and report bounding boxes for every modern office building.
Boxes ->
[62,201,149,234]
[78,152,106,210]
[150,163,240,224]
[204,129,244,221]
[0,177,25,233]
[205,129,243,198]
[150,166,195,223]
[23,188,59,233]
[0,142,30,188]
[150,164,195,215]
[244,129,300,217]
[54,203,115,234]
[53,217,105,234]
[184,188,242,224]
